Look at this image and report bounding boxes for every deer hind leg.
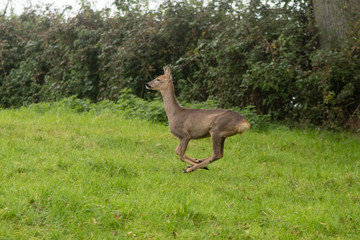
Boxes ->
[175,138,199,166]
[184,135,225,173]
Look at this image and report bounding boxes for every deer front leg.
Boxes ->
[184,155,201,163]
[184,136,225,173]
[176,139,209,171]
[175,143,202,164]
[175,138,199,166]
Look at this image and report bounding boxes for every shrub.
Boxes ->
[1,0,359,130]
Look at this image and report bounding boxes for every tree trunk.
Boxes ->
[312,0,360,49]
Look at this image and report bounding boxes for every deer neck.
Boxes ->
[160,82,181,119]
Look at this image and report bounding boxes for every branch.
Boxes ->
[259,33,275,62]
[0,48,8,79]
[1,1,9,16]
[345,102,360,127]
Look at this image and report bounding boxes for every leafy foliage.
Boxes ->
[28,90,270,131]
[0,0,359,130]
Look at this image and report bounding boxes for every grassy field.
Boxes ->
[0,104,359,239]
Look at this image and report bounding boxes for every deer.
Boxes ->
[145,66,250,173]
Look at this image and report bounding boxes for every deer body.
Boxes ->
[146,66,250,173]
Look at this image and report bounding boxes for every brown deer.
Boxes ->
[145,66,250,173]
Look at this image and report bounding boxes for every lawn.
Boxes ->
[0,104,359,239]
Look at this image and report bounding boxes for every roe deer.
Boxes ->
[145,66,250,173]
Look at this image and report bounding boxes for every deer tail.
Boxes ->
[237,120,251,134]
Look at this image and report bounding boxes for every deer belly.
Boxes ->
[169,124,210,139]
[188,127,211,139]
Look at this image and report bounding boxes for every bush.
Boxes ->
[28,90,271,131]
[1,0,359,130]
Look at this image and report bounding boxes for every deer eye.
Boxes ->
[156,79,160,82]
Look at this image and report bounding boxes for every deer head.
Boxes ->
[145,66,173,91]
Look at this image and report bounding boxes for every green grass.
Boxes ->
[0,105,359,239]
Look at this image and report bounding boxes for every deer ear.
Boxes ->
[163,65,172,79]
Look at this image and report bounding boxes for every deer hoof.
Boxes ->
[203,166,209,170]
[186,165,191,168]
[198,160,202,163]
[183,169,189,173]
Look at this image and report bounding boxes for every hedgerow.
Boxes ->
[0,0,359,130]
